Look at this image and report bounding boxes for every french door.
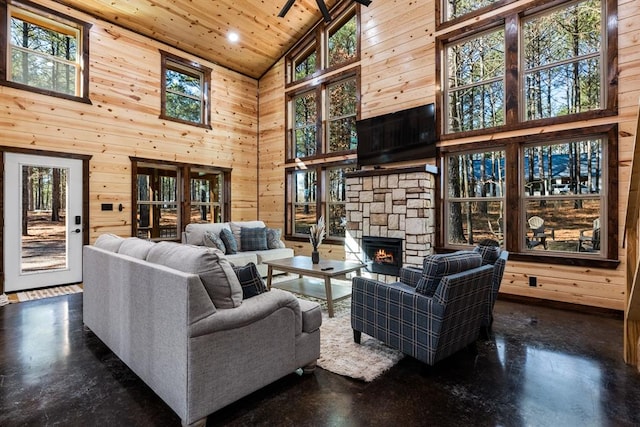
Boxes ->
[4,153,84,292]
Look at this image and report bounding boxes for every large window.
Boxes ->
[442,125,617,266]
[287,164,355,241]
[132,159,230,240]
[160,51,211,128]
[440,0,615,138]
[284,4,360,243]
[1,1,90,102]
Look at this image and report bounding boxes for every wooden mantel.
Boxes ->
[624,98,640,368]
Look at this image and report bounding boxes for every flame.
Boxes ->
[374,249,394,264]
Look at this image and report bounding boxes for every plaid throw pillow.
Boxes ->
[220,228,238,254]
[233,262,267,299]
[241,227,268,251]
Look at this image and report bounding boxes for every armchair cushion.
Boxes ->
[415,252,482,296]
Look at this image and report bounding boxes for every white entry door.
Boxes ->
[4,153,84,292]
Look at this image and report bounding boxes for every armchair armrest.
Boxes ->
[189,289,302,338]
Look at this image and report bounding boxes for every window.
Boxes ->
[287,163,355,241]
[523,138,604,254]
[1,1,90,102]
[439,0,615,138]
[132,159,230,240]
[445,150,506,245]
[445,29,505,133]
[327,13,357,68]
[441,125,617,265]
[443,0,505,22]
[284,4,360,243]
[285,3,360,85]
[160,51,211,128]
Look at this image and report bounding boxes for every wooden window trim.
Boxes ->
[436,0,617,141]
[159,50,212,129]
[437,0,517,30]
[437,124,619,269]
[0,0,91,104]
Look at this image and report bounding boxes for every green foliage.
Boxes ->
[328,15,357,67]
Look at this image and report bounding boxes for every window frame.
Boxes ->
[436,0,617,141]
[131,157,231,241]
[438,124,618,268]
[160,50,212,129]
[284,159,357,244]
[0,0,91,104]
[285,2,360,87]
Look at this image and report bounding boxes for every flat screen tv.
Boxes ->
[356,103,437,166]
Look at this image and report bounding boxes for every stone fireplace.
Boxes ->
[345,165,438,282]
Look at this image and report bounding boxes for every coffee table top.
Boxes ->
[264,256,365,278]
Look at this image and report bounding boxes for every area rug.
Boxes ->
[274,272,405,382]
[6,284,83,303]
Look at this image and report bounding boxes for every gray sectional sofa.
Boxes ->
[83,234,321,426]
[181,221,294,276]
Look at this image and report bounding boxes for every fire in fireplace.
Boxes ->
[362,236,403,276]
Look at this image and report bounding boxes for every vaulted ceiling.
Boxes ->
[53,0,341,79]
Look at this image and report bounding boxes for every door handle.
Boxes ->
[71,228,81,234]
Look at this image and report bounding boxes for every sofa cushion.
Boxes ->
[203,230,226,253]
[298,298,322,333]
[415,252,483,296]
[118,237,155,259]
[220,228,238,254]
[241,227,268,251]
[226,251,259,267]
[266,228,285,249]
[94,233,124,252]
[147,242,243,309]
[230,221,266,251]
[255,248,295,264]
[473,244,501,265]
[232,262,267,299]
[183,222,231,246]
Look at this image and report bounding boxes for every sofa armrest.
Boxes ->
[399,267,422,287]
[189,289,302,338]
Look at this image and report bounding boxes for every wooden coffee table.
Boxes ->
[264,256,365,317]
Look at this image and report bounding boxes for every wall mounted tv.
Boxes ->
[356,103,437,166]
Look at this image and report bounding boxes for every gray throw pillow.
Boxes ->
[266,228,285,249]
[220,228,238,254]
[241,227,268,251]
[203,230,226,253]
[146,242,242,308]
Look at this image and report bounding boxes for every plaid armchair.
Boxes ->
[351,252,494,366]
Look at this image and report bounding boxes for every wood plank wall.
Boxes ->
[0,1,260,242]
[258,0,640,311]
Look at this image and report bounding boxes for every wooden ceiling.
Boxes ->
[53,0,341,79]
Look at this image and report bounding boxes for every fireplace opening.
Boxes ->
[362,236,403,276]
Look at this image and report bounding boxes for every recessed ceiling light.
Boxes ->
[228,32,239,43]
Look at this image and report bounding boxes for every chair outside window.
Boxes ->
[526,216,554,250]
[578,218,600,252]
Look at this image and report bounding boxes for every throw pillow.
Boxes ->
[415,251,482,296]
[203,230,226,253]
[241,227,268,251]
[220,228,238,254]
[266,228,285,249]
[473,244,501,265]
[146,241,243,309]
[233,262,267,299]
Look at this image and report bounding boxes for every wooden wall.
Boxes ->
[258,0,640,311]
[0,0,260,242]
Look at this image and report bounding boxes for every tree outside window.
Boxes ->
[522,0,602,120]
[327,166,354,238]
[293,47,317,82]
[445,150,506,246]
[189,170,224,224]
[293,169,317,234]
[444,0,503,22]
[445,29,505,133]
[328,78,357,153]
[328,13,357,68]
[293,91,318,158]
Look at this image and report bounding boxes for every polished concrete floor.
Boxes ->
[1,293,640,427]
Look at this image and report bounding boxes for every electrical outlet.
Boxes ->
[529,276,537,287]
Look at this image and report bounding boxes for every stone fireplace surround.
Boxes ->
[345,165,438,282]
